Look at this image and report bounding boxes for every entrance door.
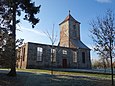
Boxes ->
[62,59,67,68]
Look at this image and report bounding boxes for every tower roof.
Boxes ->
[59,12,80,25]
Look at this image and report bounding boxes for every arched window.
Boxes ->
[73,25,77,38]
[51,49,56,62]
[22,48,25,61]
[82,52,85,63]
[37,47,43,61]
[73,51,77,62]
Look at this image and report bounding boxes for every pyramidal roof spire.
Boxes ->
[59,10,80,25]
[69,10,70,15]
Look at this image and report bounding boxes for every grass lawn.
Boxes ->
[17,68,115,79]
[0,68,115,86]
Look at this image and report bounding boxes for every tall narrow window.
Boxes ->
[51,49,56,62]
[37,47,43,61]
[73,25,76,29]
[82,52,85,63]
[73,51,77,62]
[73,25,76,37]
[22,48,25,61]
[17,50,20,62]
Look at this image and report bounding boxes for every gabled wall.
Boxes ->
[16,43,28,69]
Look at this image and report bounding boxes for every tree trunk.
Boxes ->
[7,1,16,76]
[103,58,106,73]
[7,61,16,76]
[109,29,114,86]
[105,58,110,68]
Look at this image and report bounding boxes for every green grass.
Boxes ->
[0,68,114,79]
[0,68,114,86]
[16,68,115,79]
[17,68,50,73]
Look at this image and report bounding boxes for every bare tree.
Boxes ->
[92,58,106,69]
[43,24,58,75]
[90,10,115,86]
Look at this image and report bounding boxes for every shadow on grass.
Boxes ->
[0,69,113,86]
[0,69,32,86]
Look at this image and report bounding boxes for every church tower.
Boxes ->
[59,11,89,49]
[59,11,91,69]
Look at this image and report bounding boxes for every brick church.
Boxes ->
[16,12,91,69]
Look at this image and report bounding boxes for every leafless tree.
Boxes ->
[43,24,58,75]
[90,10,115,86]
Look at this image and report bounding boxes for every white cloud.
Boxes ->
[22,28,45,36]
[16,26,46,36]
[96,0,112,3]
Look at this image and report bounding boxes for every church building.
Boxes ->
[16,12,91,69]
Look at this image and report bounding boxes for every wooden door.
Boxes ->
[62,59,67,68]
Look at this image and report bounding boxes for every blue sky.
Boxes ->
[16,0,115,60]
